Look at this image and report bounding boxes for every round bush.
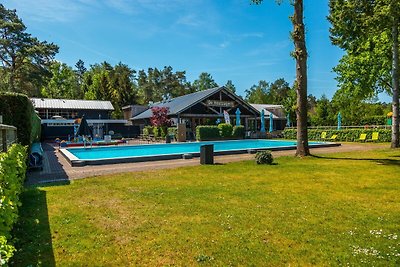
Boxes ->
[255,150,274,165]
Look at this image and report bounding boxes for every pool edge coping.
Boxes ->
[59,141,341,167]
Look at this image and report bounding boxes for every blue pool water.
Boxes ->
[66,139,322,160]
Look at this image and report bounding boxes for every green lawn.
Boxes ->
[12,149,400,266]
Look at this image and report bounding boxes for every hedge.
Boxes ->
[232,125,245,138]
[0,144,27,264]
[283,128,392,142]
[0,93,41,146]
[196,124,246,141]
[196,126,220,141]
[218,123,233,138]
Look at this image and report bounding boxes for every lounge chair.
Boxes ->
[367,132,379,142]
[359,133,367,142]
[329,134,338,141]
[320,131,327,140]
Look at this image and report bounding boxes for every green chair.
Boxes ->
[359,133,367,142]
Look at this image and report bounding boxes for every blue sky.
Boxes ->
[4,0,352,100]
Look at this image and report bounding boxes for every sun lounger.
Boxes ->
[359,133,367,142]
[320,131,327,140]
[367,132,379,142]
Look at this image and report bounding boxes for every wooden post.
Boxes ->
[2,129,6,152]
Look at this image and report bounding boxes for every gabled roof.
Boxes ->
[132,86,260,120]
[31,98,114,111]
[250,104,285,118]
[132,87,220,120]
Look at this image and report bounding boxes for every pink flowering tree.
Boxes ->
[150,107,171,127]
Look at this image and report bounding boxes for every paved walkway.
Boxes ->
[26,142,388,185]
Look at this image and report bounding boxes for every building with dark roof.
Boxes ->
[131,86,263,134]
[31,98,139,140]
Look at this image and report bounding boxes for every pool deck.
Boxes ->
[26,141,388,185]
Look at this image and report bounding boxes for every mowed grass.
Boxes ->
[12,149,400,266]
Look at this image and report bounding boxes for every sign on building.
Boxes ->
[206,100,235,108]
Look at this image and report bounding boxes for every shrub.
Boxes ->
[167,127,177,139]
[0,144,27,264]
[196,126,220,141]
[153,126,167,138]
[232,125,245,138]
[143,126,153,136]
[283,128,391,142]
[218,123,233,138]
[0,92,39,146]
[255,150,274,165]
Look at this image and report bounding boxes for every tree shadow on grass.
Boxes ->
[11,186,56,266]
[310,154,400,167]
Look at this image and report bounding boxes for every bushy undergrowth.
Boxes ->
[0,144,27,264]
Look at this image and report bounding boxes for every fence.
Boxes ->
[0,124,17,152]
[285,125,392,130]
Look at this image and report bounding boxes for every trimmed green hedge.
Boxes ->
[0,93,40,146]
[218,123,233,138]
[0,144,27,264]
[196,124,246,141]
[196,126,220,141]
[283,128,391,142]
[232,125,245,138]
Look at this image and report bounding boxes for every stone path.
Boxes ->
[26,142,388,185]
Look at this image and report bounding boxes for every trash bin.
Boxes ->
[200,144,214,165]
[165,134,171,143]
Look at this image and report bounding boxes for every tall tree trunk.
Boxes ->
[391,14,399,148]
[293,0,310,156]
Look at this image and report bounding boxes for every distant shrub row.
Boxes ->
[0,144,27,264]
[283,128,391,142]
[143,126,177,139]
[196,124,245,141]
[0,92,41,146]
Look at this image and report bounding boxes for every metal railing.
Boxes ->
[0,124,17,152]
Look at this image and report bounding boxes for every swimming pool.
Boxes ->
[60,139,339,166]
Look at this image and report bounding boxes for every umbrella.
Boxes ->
[286,113,290,127]
[260,109,266,132]
[337,112,342,130]
[235,108,241,126]
[269,113,274,133]
[76,115,92,137]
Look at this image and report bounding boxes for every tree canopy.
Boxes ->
[328,0,400,147]
[192,72,218,91]
[0,4,58,95]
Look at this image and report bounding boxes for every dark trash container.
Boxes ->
[200,144,214,165]
[165,135,171,143]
